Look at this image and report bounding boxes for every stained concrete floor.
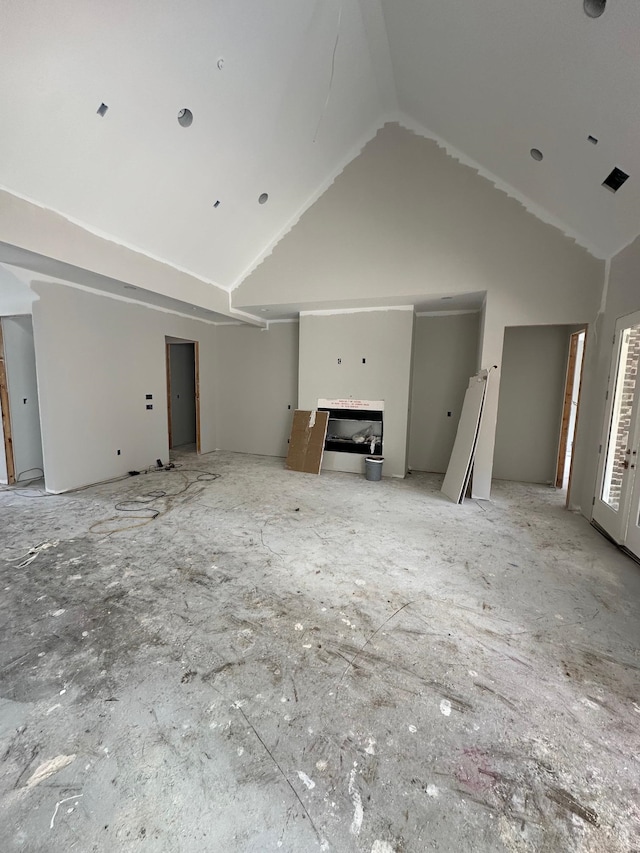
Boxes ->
[1,449,639,853]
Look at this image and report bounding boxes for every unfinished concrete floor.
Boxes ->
[1,449,639,853]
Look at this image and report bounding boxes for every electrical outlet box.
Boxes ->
[146,404,153,410]
[117,449,121,455]
[146,394,153,400]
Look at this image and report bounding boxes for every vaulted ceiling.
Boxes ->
[1,0,639,304]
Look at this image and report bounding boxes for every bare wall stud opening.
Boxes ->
[258,192,269,204]
[97,103,108,117]
[584,0,606,18]
[178,108,193,128]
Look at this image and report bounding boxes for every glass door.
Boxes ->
[593,310,640,557]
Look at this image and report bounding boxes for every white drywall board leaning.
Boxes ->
[441,372,488,504]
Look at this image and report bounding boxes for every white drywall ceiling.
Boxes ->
[0,0,383,291]
[2,0,639,307]
[382,0,640,259]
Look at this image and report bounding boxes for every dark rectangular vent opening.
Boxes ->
[602,167,629,193]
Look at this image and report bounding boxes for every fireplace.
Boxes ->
[317,399,384,456]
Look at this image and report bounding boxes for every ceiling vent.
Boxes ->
[602,168,629,193]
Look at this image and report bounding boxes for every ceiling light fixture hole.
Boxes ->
[583,0,606,18]
[258,193,269,204]
[178,108,193,128]
[530,148,544,161]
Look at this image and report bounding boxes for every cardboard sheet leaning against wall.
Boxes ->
[285,410,329,475]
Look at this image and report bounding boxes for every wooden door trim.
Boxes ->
[566,328,587,507]
[556,331,580,488]
[166,342,173,450]
[0,321,16,484]
[194,341,201,454]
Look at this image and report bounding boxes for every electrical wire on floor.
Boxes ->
[0,467,48,497]
[89,465,220,536]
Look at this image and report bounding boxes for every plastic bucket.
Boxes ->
[365,456,384,481]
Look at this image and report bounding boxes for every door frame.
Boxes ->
[165,339,201,453]
[555,328,586,502]
[0,320,16,484]
[592,310,640,545]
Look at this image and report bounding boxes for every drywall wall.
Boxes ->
[31,281,218,493]
[409,313,480,473]
[298,309,414,477]
[573,236,640,515]
[493,326,571,484]
[168,343,196,447]
[2,316,43,480]
[234,123,604,495]
[0,191,232,317]
[215,322,298,458]
[0,265,36,315]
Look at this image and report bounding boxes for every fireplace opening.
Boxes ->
[318,399,384,455]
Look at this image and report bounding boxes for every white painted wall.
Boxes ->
[168,343,196,448]
[573,237,640,515]
[2,316,43,480]
[215,323,298,458]
[493,326,570,484]
[31,281,218,493]
[298,309,414,477]
[409,313,480,473]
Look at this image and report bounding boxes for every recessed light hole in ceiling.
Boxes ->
[602,167,629,193]
[530,148,543,161]
[588,135,598,145]
[178,108,193,128]
[97,103,108,117]
[258,193,269,204]
[583,0,606,18]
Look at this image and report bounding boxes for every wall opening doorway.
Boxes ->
[592,310,640,560]
[556,328,586,500]
[0,316,45,487]
[165,338,200,453]
[0,320,16,484]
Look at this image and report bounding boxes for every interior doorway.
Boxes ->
[165,339,200,452]
[592,310,640,559]
[0,316,44,487]
[0,321,16,484]
[556,328,586,496]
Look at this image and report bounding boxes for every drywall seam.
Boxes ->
[300,305,413,316]
[396,113,605,261]
[356,0,399,111]
[229,115,396,293]
[225,293,266,327]
[0,184,232,293]
[416,309,481,317]
[29,277,222,327]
